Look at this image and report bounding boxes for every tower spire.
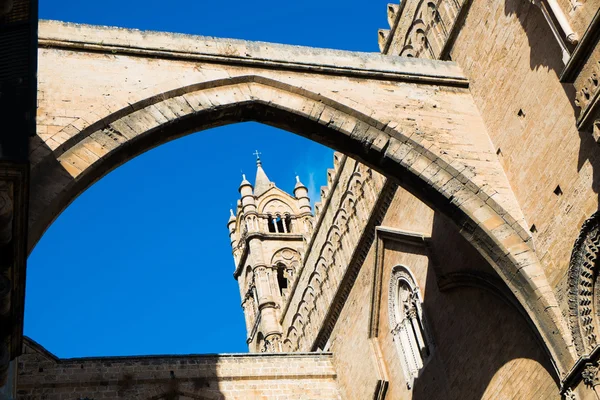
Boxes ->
[253,151,272,196]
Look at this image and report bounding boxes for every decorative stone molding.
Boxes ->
[561,8,600,136]
[581,363,600,387]
[567,212,600,356]
[399,1,461,60]
[561,345,600,397]
[582,362,600,387]
[388,265,434,389]
[281,161,389,352]
[366,227,433,393]
[379,0,468,59]
[564,387,578,400]
[265,333,283,353]
[574,59,600,133]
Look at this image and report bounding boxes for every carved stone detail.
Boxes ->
[582,362,600,387]
[265,333,283,353]
[397,0,463,59]
[388,265,434,389]
[564,387,578,400]
[283,162,384,352]
[568,212,600,355]
[575,61,600,113]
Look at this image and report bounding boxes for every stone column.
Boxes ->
[254,266,280,336]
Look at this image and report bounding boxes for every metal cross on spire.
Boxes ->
[253,150,262,166]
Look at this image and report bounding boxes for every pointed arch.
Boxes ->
[29,74,574,373]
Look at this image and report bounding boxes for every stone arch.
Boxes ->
[28,74,574,373]
[270,248,301,272]
[437,269,549,356]
[291,313,305,331]
[309,271,324,290]
[259,196,296,216]
[567,211,600,356]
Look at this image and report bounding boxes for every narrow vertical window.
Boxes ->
[267,214,276,233]
[276,264,289,298]
[285,214,292,233]
[276,215,285,233]
[389,266,434,389]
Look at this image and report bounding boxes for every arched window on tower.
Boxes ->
[267,214,276,233]
[285,214,292,233]
[276,263,289,299]
[389,266,433,389]
[276,215,285,233]
[256,332,266,353]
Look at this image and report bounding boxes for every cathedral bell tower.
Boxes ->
[227,154,313,353]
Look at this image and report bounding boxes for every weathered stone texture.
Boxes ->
[328,182,560,399]
[29,20,577,376]
[447,0,597,288]
[17,340,340,400]
[12,0,600,397]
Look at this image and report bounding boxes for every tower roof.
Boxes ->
[254,153,273,196]
[238,173,252,191]
[294,175,307,190]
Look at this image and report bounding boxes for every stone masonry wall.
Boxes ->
[328,185,561,399]
[16,339,340,400]
[447,0,598,296]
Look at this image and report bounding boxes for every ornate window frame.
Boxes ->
[568,211,600,356]
[388,265,434,389]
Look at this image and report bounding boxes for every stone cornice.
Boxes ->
[23,336,333,362]
[38,20,469,88]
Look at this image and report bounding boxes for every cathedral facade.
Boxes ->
[3,0,600,398]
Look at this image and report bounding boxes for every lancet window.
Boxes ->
[276,215,285,233]
[267,214,276,233]
[388,266,434,389]
[276,263,290,299]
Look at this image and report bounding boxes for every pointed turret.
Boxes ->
[227,209,237,248]
[228,208,236,226]
[239,174,252,193]
[294,175,312,215]
[239,173,257,222]
[254,154,273,196]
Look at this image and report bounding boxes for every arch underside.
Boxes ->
[32,21,576,375]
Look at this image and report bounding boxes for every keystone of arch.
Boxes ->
[29,75,576,376]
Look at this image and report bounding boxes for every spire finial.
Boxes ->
[253,150,262,166]
[230,209,235,217]
[296,175,300,183]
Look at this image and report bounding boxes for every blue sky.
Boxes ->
[26,0,392,357]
